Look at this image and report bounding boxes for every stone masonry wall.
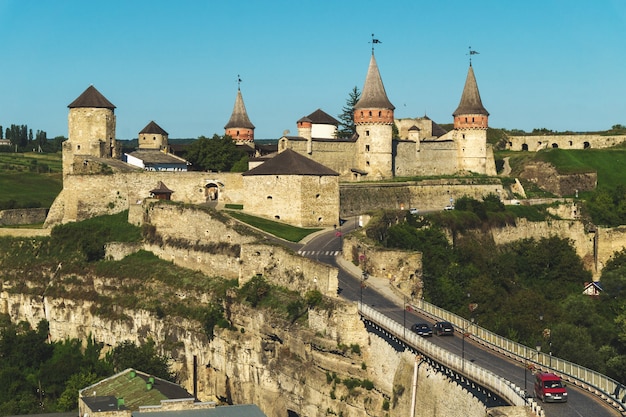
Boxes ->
[45,171,246,226]
[506,134,626,151]
[239,243,339,297]
[0,208,48,225]
[340,180,503,216]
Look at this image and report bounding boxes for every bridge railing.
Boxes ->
[358,302,540,413]
[409,297,626,414]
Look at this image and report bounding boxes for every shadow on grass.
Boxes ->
[226,211,322,242]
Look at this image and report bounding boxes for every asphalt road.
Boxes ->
[298,221,621,417]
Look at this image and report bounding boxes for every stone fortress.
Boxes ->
[47,49,508,231]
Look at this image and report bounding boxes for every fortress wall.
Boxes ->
[0,208,48,226]
[300,175,340,227]
[416,141,458,176]
[287,139,357,178]
[506,134,626,151]
[340,181,503,216]
[393,140,419,177]
[243,174,339,227]
[145,202,255,246]
[239,243,339,297]
[45,171,246,225]
[597,226,626,272]
[342,235,423,299]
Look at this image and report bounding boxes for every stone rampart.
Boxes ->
[0,208,48,225]
[340,180,503,216]
[506,134,626,151]
[45,171,246,226]
[239,243,339,297]
[342,235,423,299]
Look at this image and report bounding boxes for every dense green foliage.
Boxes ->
[0,316,174,416]
[50,211,143,262]
[337,87,360,139]
[184,134,248,172]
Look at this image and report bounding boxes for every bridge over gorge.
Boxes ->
[357,299,626,417]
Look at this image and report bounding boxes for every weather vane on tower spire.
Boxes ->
[237,74,242,90]
[468,46,479,65]
[370,33,381,53]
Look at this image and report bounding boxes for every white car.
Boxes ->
[409,208,418,215]
[444,205,454,211]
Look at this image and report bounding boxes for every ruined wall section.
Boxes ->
[342,235,423,299]
[340,180,503,216]
[519,162,597,196]
[239,243,338,297]
[506,134,626,151]
[0,208,48,226]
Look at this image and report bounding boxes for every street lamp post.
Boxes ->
[540,314,553,368]
[524,344,542,403]
[461,317,474,374]
[403,295,407,339]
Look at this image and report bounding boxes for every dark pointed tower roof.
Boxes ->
[354,53,395,110]
[224,89,255,130]
[68,85,116,109]
[453,64,489,116]
[139,121,169,136]
[242,149,338,176]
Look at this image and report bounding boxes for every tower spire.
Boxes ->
[224,80,255,144]
[453,63,489,129]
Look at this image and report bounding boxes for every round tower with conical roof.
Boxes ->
[224,87,255,144]
[64,85,117,174]
[452,63,490,174]
[354,52,395,179]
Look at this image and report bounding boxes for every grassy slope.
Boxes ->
[497,147,626,190]
[0,152,63,208]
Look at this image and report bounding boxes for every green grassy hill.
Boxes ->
[0,152,63,209]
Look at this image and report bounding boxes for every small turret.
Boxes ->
[138,121,169,151]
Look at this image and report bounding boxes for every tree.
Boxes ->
[184,134,248,172]
[337,87,360,139]
[106,339,176,382]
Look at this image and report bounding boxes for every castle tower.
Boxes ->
[452,63,490,174]
[224,87,255,144]
[354,52,395,179]
[138,121,169,151]
[64,85,117,174]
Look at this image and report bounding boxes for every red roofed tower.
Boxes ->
[224,81,255,144]
[453,62,493,174]
[354,51,395,179]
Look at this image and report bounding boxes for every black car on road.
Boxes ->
[433,321,454,336]
[410,323,433,337]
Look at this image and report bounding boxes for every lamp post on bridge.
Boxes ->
[540,314,552,368]
[524,344,542,404]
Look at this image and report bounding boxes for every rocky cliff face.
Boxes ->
[0,282,493,417]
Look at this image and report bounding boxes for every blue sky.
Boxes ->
[1,0,625,140]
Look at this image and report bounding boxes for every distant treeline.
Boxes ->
[0,124,66,153]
